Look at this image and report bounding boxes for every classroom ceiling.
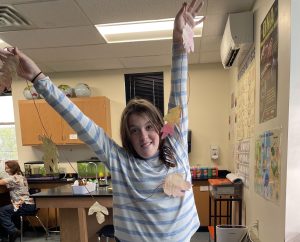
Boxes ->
[0,0,255,73]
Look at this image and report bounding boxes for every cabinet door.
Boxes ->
[19,97,111,146]
[193,180,210,226]
[60,99,85,144]
[61,97,111,144]
[38,102,63,144]
[18,100,62,145]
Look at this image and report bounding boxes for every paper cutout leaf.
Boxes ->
[40,135,59,174]
[163,173,192,197]
[182,24,194,53]
[164,106,181,125]
[161,123,175,139]
[0,55,19,93]
[88,201,109,225]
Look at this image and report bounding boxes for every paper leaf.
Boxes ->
[0,55,19,93]
[95,212,105,224]
[88,201,109,225]
[182,24,194,53]
[163,173,192,197]
[88,201,109,216]
[40,135,59,174]
[161,123,175,139]
[164,106,181,125]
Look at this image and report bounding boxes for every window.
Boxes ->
[0,96,18,160]
[125,72,164,115]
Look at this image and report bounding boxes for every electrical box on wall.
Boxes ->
[210,145,219,160]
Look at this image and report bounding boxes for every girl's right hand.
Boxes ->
[0,47,45,82]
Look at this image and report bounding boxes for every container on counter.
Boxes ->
[190,166,219,179]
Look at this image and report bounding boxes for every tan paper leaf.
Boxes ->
[40,135,59,174]
[163,173,192,197]
[88,201,109,225]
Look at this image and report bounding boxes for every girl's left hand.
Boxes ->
[173,0,205,43]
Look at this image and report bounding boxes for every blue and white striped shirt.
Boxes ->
[34,44,200,242]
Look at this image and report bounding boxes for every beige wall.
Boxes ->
[228,0,291,241]
[285,0,300,238]
[12,63,230,172]
[188,63,230,168]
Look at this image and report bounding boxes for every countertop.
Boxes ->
[30,184,112,198]
[27,177,75,184]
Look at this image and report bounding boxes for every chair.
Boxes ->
[18,188,49,242]
[20,209,49,242]
[96,225,115,242]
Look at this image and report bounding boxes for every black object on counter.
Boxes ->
[217,169,231,178]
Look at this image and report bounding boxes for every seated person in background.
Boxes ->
[0,160,36,242]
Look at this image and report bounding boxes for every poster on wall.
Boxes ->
[254,129,281,204]
[234,139,250,188]
[236,47,256,141]
[259,0,278,123]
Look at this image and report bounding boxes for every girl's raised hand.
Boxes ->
[173,0,205,43]
[0,47,44,82]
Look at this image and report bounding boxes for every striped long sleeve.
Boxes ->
[33,43,199,242]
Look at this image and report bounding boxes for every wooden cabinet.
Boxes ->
[193,180,210,227]
[18,96,111,146]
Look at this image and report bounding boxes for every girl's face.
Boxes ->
[128,113,160,159]
[5,164,12,175]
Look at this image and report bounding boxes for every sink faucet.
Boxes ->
[103,164,108,185]
[88,162,98,190]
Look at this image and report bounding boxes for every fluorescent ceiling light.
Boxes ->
[95,17,203,43]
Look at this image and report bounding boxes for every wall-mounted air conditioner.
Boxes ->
[220,11,253,69]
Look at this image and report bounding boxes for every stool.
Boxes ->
[20,208,49,242]
[96,225,115,242]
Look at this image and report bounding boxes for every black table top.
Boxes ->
[30,184,113,198]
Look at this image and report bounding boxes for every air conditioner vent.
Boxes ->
[225,48,240,68]
[0,5,31,30]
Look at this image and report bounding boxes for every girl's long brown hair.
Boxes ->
[120,98,164,157]
[5,160,23,176]
[120,98,176,167]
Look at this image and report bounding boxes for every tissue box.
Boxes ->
[72,182,96,194]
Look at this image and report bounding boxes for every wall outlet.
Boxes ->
[210,145,219,160]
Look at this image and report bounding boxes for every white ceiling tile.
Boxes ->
[45,58,124,72]
[202,14,227,36]
[199,51,221,63]
[76,0,207,24]
[22,40,173,62]
[206,0,255,14]
[0,26,105,49]
[120,55,171,69]
[200,36,222,51]
[13,0,91,28]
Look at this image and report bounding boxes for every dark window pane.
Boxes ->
[125,72,164,115]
